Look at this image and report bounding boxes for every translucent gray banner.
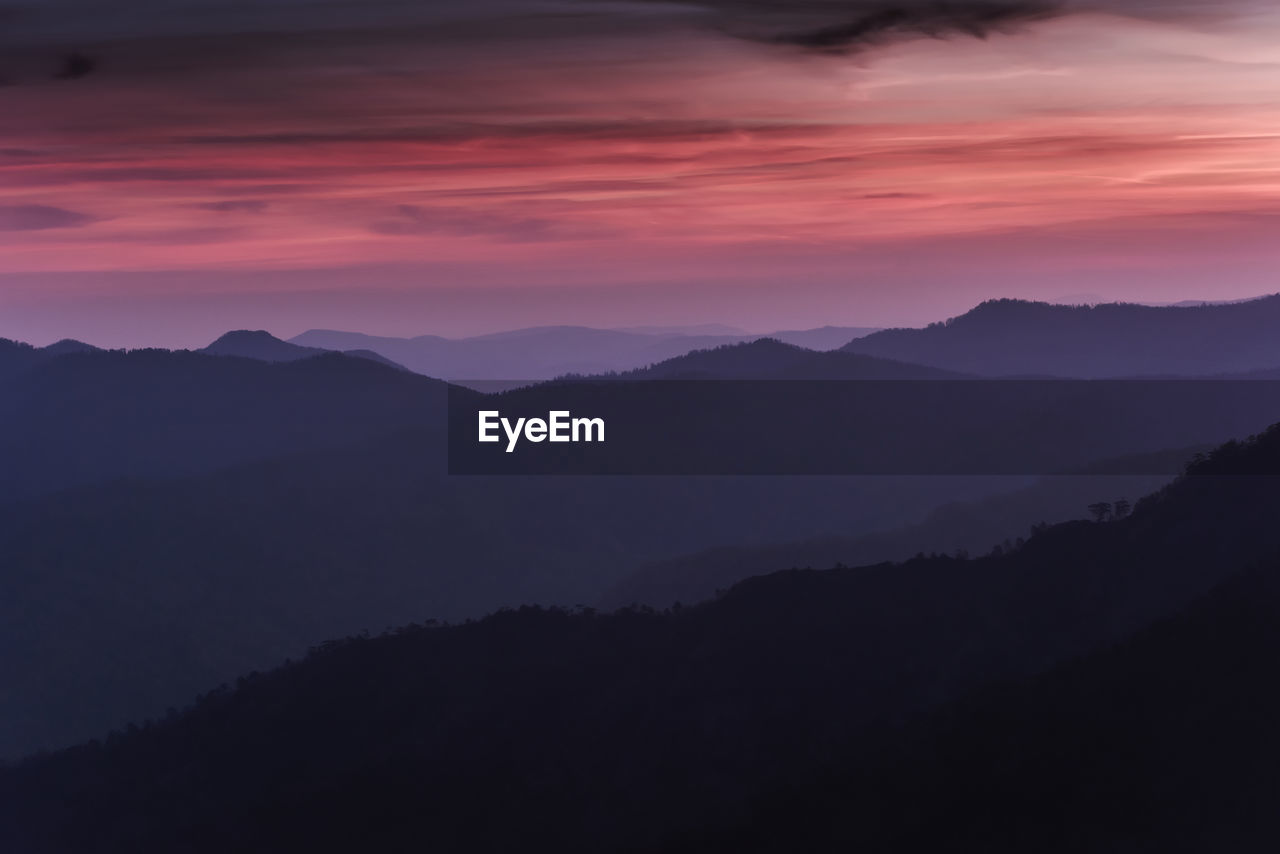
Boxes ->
[447,380,1280,475]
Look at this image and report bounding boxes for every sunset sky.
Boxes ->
[3,0,1280,347]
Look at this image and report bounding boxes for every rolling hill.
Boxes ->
[0,347,443,500]
[842,295,1280,377]
[5,425,1280,852]
[290,324,879,381]
[1,339,1012,757]
[600,451,1193,609]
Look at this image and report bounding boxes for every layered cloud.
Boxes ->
[1,0,1278,338]
[0,203,97,230]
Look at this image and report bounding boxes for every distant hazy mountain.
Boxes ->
[200,330,407,370]
[1154,295,1267,307]
[842,295,1280,377]
[612,323,749,336]
[766,325,881,351]
[605,338,965,380]
[612,324,881,350]
[8,425,1280,852]
[201,330,325,361]
[290,324,879,381]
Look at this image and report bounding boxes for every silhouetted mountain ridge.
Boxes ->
[291,324,880,381]
[0,346,442,499]
[843,294,1280,377]
[6,423,1280,851]
[0,336,100,380]
[694,559,1280,852]
[0,406,978,756]
[601,447,1196,609]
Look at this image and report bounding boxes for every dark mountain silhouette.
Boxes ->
[698,562,1280,852]
[200,329,322,361]
[0,347,441,499]
[7,335,1280,763]
[342,348,407,370]
[290,324,879,381]
[40,338,100,357]
[5,425,1280,852]
[0,410,996,757]
[200,330,408,370]
[0,336,99,380]
[842,294,1280,377]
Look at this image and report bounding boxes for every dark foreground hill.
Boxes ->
[6,426,1280,853]
[692,561,1280,853]
[842,295,1280,377]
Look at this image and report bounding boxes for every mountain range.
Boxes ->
[6,293,1280,817]
[5,423,1280,851]
[842,294,1280,377]
[289,324,879,380]
[8,295,1280,758]
[200,330,408,371]
[197,295,1280,381]
[2,340,1021,757]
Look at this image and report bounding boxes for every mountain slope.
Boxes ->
[702,562,1280,852]
[0,347,442,499]
[766,325,880,350]
[601,452,1191,609]
[6,425,1280,852]
[842,295,1280,377]
[201,329,328,362]
[0,423,992,758]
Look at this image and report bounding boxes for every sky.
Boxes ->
[2,0,1280,347]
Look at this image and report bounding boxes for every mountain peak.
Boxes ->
[42,338,100,356]
[206,329,286,346]
[201,330,322,362]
